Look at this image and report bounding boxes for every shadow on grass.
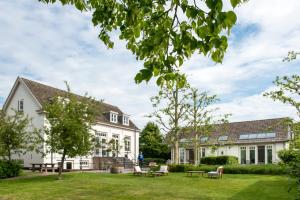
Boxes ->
[228,180,296,200]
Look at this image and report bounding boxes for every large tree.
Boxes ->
[0,110,41,161]
[264,75,300,197]
[43,83,98,179]
[140,122,169,159]
[39,0,246,86]
[149,81,190,164]
[187,88,228,164]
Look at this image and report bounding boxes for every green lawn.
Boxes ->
[0,172,296,200]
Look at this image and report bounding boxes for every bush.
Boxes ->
[143,158,166,165]
[200,156,238,165]
[278,149,298,164]
[0,160,22,179]
[168,164,285,175]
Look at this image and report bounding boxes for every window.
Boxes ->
[239,133,276,140]
[239,134,249,140]
[249,146,255,164]
[110,112,118,123]
[112,134,119,157]
[180,148,185,163]
[218,135,228,141]
[200,136,208,143]
[80,160,89,167]
[123,115,129,125]
[201,148,206,158]
[95,131,107,156]
[267,145,272,164]
[124,137,131,152]
[18,99,24,112]
[240,147,246,164]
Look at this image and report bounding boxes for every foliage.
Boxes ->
[168,164,286,175]
[200,155,238,165]
[149,83,190,164]
[139,122,170,159]
[0,160,22,179]
[278,149,298,164]
[0,110,41,161]
[43,82,98,179]
[185,87,230,164]
[38,0,247,87]
[264,75,300,198]
[283,51,300,62]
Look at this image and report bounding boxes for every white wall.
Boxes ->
[178,142,288,165]
[5,81,45,168]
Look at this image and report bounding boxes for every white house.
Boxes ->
[172,118,291,165]
[2,77,140,170]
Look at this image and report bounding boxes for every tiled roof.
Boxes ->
[20,77,139,130]
[184,118,289,145]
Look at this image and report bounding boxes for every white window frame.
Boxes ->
[18,99,24,112]
[110,112,118,123]
[124,136,131,152]
[123,115,129,126]
[79,160,89,167]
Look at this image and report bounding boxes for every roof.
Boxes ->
[18,77,139,130]
[183,118,290,145]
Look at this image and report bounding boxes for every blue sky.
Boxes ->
[0,0,300,128]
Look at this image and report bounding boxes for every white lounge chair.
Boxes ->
[133,166,148,176]
[207,166,224,178]
[156,165,169,175]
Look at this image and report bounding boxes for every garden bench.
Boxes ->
[186,171,205,176]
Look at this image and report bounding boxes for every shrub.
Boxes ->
[278,149,298,164]
[0,160,22,179]
[200,156,238,165]
[168,164,285,175]
[143,158,166,165]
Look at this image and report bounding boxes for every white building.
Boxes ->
[2,77,140,170]
[172,118,291,165]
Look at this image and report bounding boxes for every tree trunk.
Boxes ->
[58,150,66,180]
[7,148,11,162]
[194,134,198,165]
[174,140,179,164]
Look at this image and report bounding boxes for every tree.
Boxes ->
[283,51,300,62]
[264,75,300,197]
[43,82,98,179]
[149,82,190,164]
[187,88,228,164]
[0,110,41,161]
[140,122,169,159]
[38,0,246,86]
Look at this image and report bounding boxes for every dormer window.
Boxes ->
[123,115,129,126]
[110,111,118,123]
[18,99,24,112]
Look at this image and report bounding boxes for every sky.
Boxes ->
[0,0,300,129]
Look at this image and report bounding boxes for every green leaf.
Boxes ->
[230,0,240,8]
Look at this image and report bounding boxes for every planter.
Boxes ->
[110,166,124,174]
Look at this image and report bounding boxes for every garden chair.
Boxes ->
[207,166,224,179]
[156,165,169,175]
[133,166,148,176]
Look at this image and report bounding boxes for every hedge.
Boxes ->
[0,160,22,179]
[200,156,238,165]
[168,164,286,175]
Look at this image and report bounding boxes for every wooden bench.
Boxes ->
[31,163,55,173]
[186,171,205,176]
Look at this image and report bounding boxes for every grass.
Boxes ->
[0,172,297,200]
